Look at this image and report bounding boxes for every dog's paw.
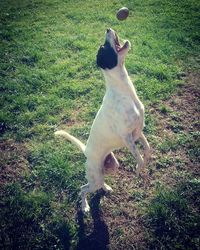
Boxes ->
[82,203,90,213]
[136,165,142,177]
[103,183,113,192]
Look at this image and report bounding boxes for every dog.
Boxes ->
[55,28,150,212]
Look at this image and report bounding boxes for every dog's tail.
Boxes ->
[55,130,86,154]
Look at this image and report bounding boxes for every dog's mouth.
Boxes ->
[114,32,129,53]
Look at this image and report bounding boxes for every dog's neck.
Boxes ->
[102,65,129,87]
[102,65,139,99]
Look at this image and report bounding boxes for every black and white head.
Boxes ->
[96,28,130,70]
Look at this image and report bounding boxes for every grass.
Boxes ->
[146,179,200,249]
[0,183,77,249]
[0,0,199,249]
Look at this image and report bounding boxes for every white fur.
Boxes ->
[55,29,150,212]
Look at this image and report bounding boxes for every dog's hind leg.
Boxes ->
[123,133,144,176]
[80,183,90,213]
[81,158,111,213]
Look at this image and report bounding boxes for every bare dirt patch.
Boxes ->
[0,140,29,186]
[154,72,200,133]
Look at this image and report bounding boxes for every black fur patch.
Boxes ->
[96,42,118,70]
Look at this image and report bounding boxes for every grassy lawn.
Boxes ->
[0,0,199,249]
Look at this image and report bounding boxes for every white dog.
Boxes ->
[55,28,150,212]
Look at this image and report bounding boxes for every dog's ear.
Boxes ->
[96,43,118,70]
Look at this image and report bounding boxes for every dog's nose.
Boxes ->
[107,28,111,33]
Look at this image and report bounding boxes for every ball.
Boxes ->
[116,7,129,21]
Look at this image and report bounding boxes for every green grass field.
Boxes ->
[0,0,200,249]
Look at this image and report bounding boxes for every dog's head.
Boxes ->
[96,28,130,70]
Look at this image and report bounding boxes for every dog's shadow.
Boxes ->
[76,190,109,250]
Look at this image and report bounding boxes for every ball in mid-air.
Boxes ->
[116,7,129,21]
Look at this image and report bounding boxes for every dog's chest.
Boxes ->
[102,90,144,132]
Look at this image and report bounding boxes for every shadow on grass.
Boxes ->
[76,190,109,250]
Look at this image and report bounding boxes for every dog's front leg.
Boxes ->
[139,132,151,166]
[102,183,113,192]
[124,133,144,176]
